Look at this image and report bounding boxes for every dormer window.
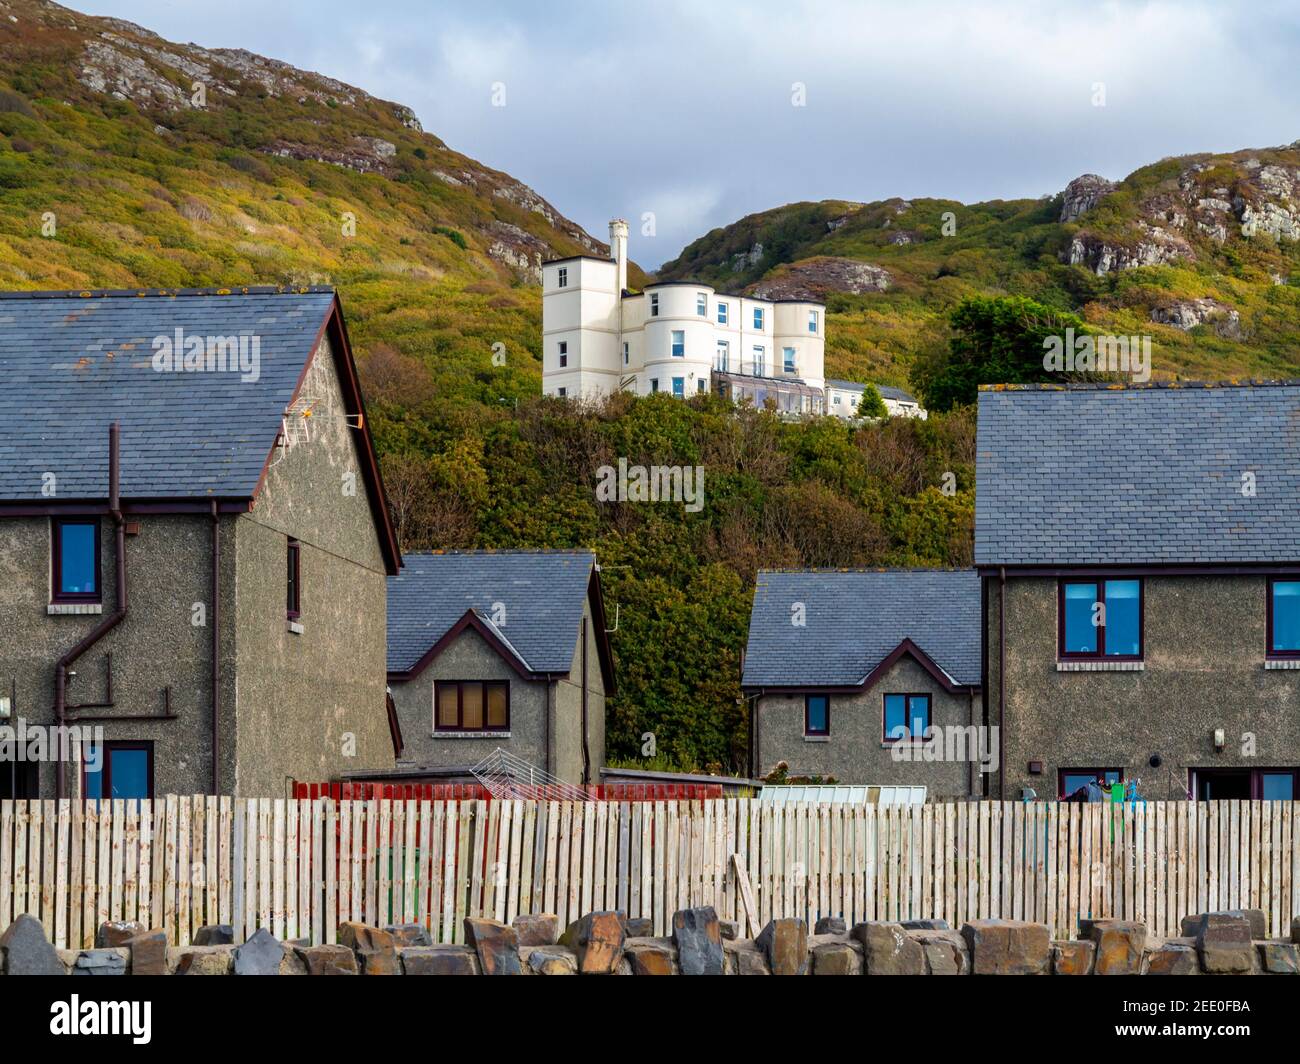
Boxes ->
[650,293,660,317]
[52,518,100,603]
[557,267,568,288]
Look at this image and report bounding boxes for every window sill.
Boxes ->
[1056,660,1144,672]
[287,620,304,635]
[48,602,103,615]
[803,735,829,743]
[433,731,511,739]
[1264,659,1300,670]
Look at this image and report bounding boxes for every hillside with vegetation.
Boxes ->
[658,152,1300,399]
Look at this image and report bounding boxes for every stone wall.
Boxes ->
[2,907,1296,975]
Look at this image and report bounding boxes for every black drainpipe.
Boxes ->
[998,566,1007,800]
[580,617,591,788]
[56,423,127,799]
[545,680,553,779]
[210,500,221,795]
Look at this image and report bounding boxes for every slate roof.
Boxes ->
[741,569,981,688]
[824,380,919,404]
[877,384,918,404]
[0,287,337,500]
[387,551,597,674]
[976,382,1300,566]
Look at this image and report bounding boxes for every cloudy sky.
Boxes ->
[83,0,1300,269]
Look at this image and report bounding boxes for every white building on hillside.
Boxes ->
[826,379,928,420]
[541,220,829,415]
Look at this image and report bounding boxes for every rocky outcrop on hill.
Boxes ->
[1150,297,1242,339]
[1066,224,1195,275]
[1060,174,1117,222]
[266,136,397,175]
[750,256,891,299]
[730,243,766,272]
[487,221,552,282]
[1062,156,1300,274]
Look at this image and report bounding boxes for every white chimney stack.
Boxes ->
[609,218,629,294]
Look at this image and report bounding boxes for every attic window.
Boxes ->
[52,519,100,603]
[287,538,301,620]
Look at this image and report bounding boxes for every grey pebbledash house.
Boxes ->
[0,287,401,801]
[978,381,1300,802]
[741,569,983,797]
[383,551,615,787]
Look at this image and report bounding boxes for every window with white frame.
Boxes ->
[808,309,818,333]
[753,307,765,330]
[650,292,660,317]
[622,342,629,366]
[671,330,685,357]
[696,292,707,317]
[783,347,796,373]
[557,267,568,288]
[558,340,568,368]
[717,301,729,325]
[752,345,765,375]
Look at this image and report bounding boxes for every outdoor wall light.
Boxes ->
[1213,729,1226,752]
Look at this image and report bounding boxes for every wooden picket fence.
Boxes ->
[1,797,1297,950]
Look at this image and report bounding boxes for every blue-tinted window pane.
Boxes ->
[1062,582,1098,654]
[1104,580,1141,656]
[1262,773,1295,800]
[109,749,150,799]
[884,694,907,739]
[1272,582,1300,652]
[806,696,828,734]
[672,377,685,398]
[84,752,104,800]
[59,523,96,595]
[907,695,930,738]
